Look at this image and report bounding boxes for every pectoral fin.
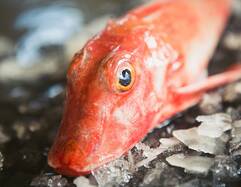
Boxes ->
[156,63,241,125]
[175,63,241,95]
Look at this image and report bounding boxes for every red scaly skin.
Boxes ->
[48,0,232,176]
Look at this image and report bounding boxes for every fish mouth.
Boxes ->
[47,140,98,176]
[48,155,100,176]
[48,148,112,176]
[48,160,90,176]
[48,117,105,176]
[47,132,127,176]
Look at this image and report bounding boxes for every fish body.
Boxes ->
[48,0,239,176]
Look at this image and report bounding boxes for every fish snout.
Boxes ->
[48,137,94,176]
[48,112,104,176]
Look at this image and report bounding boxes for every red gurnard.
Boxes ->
[48,0,241,176]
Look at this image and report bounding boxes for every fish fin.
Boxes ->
[157,63,241,126]
[175,63,241,95]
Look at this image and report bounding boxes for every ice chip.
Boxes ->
[73,177,97,187]
[229,120,241,155]
[135,143,167,168]
[196,113,232,124]
[199,92,222,114]
[159,137,180,148]
[196,113,232,138]
[173,127,226,154]
[140,162,167,187]
[232,120,241,129]
[223,81,241,102]
[166,153,214,174]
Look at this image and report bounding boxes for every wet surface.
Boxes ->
[0,0,240,187]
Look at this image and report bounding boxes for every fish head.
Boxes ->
[48,27,164,176]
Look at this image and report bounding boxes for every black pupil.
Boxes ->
[119,69,131,87]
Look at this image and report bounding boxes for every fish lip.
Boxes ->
[48,152,91,176]
[53,164,91,176]
[47,146,116,176]
[47,133,103,176]
[48,152,111,177]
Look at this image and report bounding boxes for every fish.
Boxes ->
[48,0,241,176]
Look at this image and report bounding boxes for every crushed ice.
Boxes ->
[92,104,241,186]
[74,176,97,187]
[92,156,134,187]
[135,143,167,168]
[30,174,68,187]
[212,155,241,181]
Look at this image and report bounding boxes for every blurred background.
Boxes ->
[0,0,240,187]
[0,0,143,83]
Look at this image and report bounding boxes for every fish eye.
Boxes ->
[116,64,135,92]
